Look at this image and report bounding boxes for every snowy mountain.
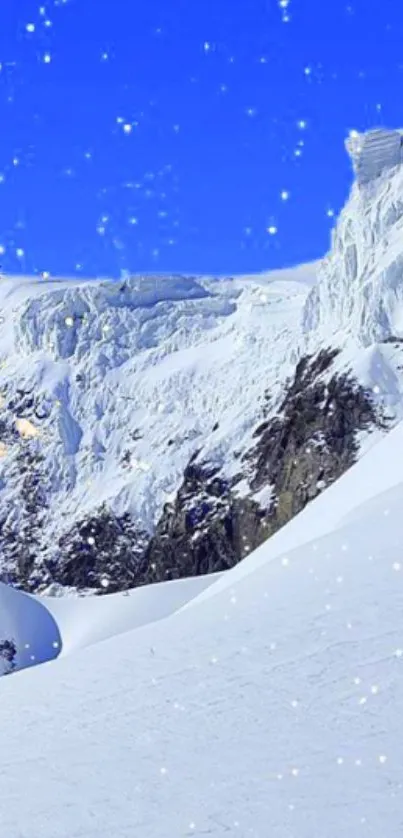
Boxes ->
[2,125,403,835]
[1,127,403,598]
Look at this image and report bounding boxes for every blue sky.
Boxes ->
[0,0,402,278]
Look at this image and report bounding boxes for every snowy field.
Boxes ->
[0,413,403,837]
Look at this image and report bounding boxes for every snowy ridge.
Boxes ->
[303,135,403,349]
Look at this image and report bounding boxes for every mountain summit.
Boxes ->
[1,129,403,594]
[303,127,403,348]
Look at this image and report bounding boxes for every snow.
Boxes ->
[36,571,223,656]
[345,127,403,185]
[1,416,403,836]
[0,263,317,549]
[0,582,61,671]
[4,165,403,566]
[185,416,403,607]
[302,143,403,348]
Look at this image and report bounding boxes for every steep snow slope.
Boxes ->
[3,266,314,536]
[303,131,403,348]
[1,422,403,837]
[0,264,318,589]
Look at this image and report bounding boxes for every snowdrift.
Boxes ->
[0,414,402,836]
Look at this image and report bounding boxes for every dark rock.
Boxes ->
[142,462,265,583]
[139,347,387,587]
[0,441,49,590]
[0,638,17,676]
[0,346,389,595]
[245,347,387,533]
[52,504,149,593]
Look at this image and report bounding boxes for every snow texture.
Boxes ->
[345,127,403,186]
[1,415,403,836]
[303,129,403,367]
[0,265,316,555]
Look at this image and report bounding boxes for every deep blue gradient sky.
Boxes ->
[0,0,402,278]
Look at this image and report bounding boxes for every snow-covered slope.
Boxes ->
[0,264,319,590]
[3,266,313,536]
[1,416,403,837]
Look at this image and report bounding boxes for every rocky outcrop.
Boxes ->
[0,440,49,590]
[0,348,387,595]
[139,460,266,585]
[0,639,17,676]
[46,504,149,593]
[132,347,385,587]
[245,348,385,526]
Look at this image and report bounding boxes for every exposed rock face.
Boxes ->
[140,461,266,585]
[0,348,387,595]
[0,440,49,590]
[45,505,149,594]
[135,348,384,587]
[245,348,384,527]
[0,639,17,676]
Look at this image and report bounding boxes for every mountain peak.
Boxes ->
[345,126,403,186]
[303,127,403,348]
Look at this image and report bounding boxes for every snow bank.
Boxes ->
[0,582,60,671]
[39,571,222,656]
[0,452,403,836]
